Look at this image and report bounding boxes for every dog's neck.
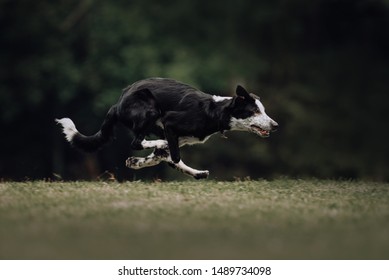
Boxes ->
[209,96,235,134]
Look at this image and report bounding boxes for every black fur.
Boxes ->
[65,78,261,163]
[71,104,118,152]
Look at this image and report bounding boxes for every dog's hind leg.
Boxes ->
[126,148,209,179]
[130,131,168,150]
[126,149,169,169]
[120,88,164,151]
[140,139,168,149]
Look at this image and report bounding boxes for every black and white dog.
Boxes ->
[56,78,278,179]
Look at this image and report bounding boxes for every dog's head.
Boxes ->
[229,85,278,138]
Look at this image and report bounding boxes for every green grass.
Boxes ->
[0,179,388,259]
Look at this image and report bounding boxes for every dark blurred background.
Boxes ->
[1,0,389,181]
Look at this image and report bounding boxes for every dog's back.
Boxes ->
[120,77,210,113]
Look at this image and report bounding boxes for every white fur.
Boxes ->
[141,139,168,149]
[229,99,277,132]
[212,95,232,102]
[55,118,78,142]
[175,160,209,178]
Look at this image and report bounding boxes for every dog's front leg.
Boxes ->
[168,160,209,180]
[164,126,181,163]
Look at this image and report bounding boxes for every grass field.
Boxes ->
[0,179,388,259]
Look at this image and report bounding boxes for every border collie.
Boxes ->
[56,78,278,179]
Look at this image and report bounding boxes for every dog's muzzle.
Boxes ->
[250,122,278,138]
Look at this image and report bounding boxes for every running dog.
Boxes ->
[56,78,278,179]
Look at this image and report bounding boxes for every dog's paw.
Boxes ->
[126,157,141,169]
[193,170,209,180]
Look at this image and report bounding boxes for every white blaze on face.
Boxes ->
[253,99,275,131]
[229,99,277,137]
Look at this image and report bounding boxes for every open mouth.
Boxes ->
[251,125,270,137]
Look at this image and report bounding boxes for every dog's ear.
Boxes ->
[229,85,255,109]
[228,95,246,109]
[236,85,251,99]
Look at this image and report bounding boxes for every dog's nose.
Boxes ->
[271,122,279,131]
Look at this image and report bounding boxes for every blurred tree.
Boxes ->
[0,0,388,180]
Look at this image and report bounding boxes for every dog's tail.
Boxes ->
[55,105,118,152]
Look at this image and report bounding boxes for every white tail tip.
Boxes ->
[55,118,78,142]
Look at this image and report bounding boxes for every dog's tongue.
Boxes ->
[251,125,269,137]
[261,129,269,136]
